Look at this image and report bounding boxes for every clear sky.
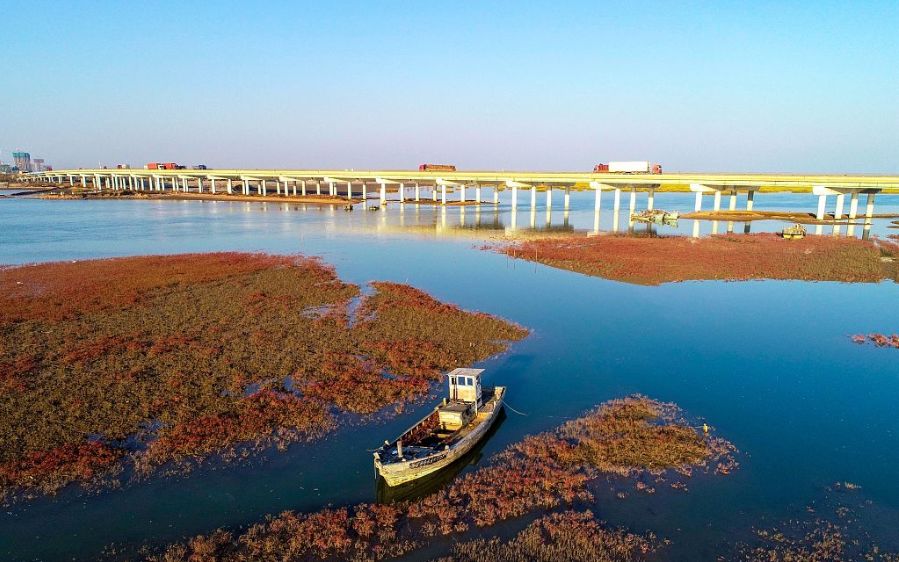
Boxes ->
[2,1,897,172]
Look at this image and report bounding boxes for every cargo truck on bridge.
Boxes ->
[419,164,456,172]
[594,161,662,174]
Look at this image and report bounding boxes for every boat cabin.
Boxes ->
[438,368,484,430]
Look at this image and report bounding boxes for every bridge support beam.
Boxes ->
[530,186,536,210]
[414,183,421,202]
[613,188,621,214]
[746,190,755,211]
[694,191,703,212]
[647,189,655,211]
[546,186,552,210]
[834,193,845,220]
[629,188,636,217]
[564,187,570,210]
[441,183,447,205]
[816,195,827,220]
[399,182,405,202]
[475,184,481,204]
[511,185,518,210]
[459,183,466,203]
[848,192,859,219]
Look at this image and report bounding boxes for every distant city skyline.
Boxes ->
[2,1,898,173]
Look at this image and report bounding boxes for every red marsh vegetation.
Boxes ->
[501,234,898,285]
[851,333,899,349]
[436,510,656,562]
[0,253,527,502]
[149,396,735,562]
[737,483,899,561]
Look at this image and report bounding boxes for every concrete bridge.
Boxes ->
[24,168,899,236]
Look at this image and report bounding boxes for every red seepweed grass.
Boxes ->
[150,395,735,562]
[0,253,527,502]
[501,233,898,285]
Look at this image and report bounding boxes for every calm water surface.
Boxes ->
[1,193,898,561]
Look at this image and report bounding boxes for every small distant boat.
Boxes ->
[631,209,679,224]
[374,368,505,487]
[781,223,807,239]
[343,204,354,211]
[367,205,380,211]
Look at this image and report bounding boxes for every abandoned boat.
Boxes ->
[374,368,505,487]
[781,223,807,239]
[631,209,679,224]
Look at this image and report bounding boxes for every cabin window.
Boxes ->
[450,376,456,386]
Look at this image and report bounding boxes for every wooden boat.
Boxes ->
[374,368,505,487]
[377,408,507,504]
[781,223,807,239]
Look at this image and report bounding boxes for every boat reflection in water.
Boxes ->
[376,408,507,504]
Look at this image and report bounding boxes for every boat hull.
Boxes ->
[375,388,504,487]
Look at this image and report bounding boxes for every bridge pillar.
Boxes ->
[564,187,570,210]
[613,188,621,214]
[300,180,306,196]
[834,193,845,219]
[210,178,216,194]
[863,193,876,238]
[511,185,518,210]
[628,188,636,216]
[475,184,481,204]
[328,181,334,197]
[546,186,552,210]
[459,184,466,203]
[81,176,87,188]
[816,194,827,220]
[381,182,387,204]
[713,190,722,211]
[347,181,353,200]
[261,180,268,196]
[594,186,602,213]
[432,185,437,202]
[746,190,755,211]
[694,191,703,212]
[361,183,367,204]
[414,183,421,202]
[399,182,405,202]
[315,181,321,196]
[647,189,655,211]
[226,178,233,194]
[848,192,859,219]
[493,186,499,206]
[530,185,536,210]
[441,183,447,205]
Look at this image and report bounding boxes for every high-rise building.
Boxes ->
[13,151,31,172]
[32,158,46,172]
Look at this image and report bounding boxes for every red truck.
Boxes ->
[146,162,181,170]
[419,164,456,172]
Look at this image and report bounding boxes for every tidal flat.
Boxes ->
[0,192,897,561]
[0,254,526,503]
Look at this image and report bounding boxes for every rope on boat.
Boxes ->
[504,402,528,416]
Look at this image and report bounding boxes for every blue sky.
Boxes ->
[2,1,897,172]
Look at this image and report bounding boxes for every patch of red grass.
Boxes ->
[150,396,733,562]
[502,233,896,285]
[437,510,656,562]
[1,254,526,502]
[851,333,899,349]
[0,253,301,323]
[0,442,123,497]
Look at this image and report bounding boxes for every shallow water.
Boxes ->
[1,192,898,561]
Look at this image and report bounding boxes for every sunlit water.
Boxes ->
[1,192,898,561]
